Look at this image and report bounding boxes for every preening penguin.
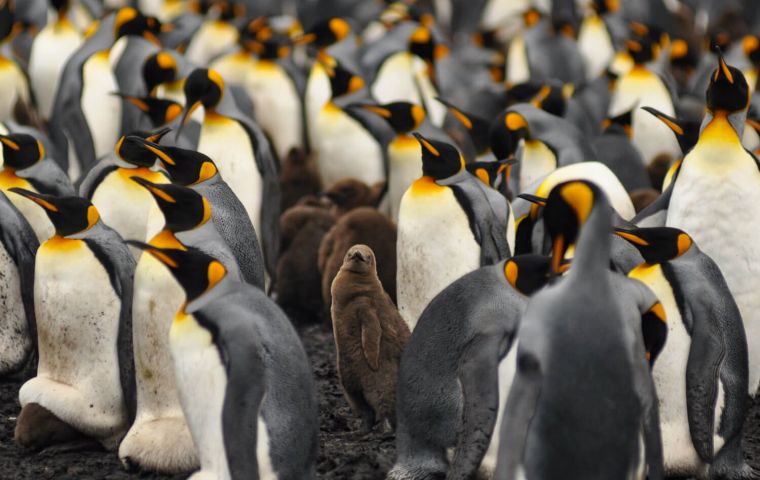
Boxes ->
[616,226,755,479]
[0,191,38,377]
[179,67,280,281]
[12,190,135,451]
[396,133,510,330]
[129,243,319,480]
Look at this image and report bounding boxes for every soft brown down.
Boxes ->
[279,148,322,212]
[318,207,397,310]
[330,245,410,430]
[324,178,385,217]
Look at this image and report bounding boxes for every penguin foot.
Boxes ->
[15,402,92,452]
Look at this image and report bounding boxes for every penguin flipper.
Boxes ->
[494,350,542,480]
[449,331,512,480]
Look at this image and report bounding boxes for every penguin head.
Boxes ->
[324,62,364,99]
[127,242,227,303]
[116,128,171,167]
[131,177,211,232]
[466,158,517,187]
[490,110,529,161]
[408,26,448,64]
[614,227,693,264]
[706,53,750,114]
[129,136,218,186]
[591,0,619,14]
[183,68,224,118]
[436,97,492,154]
[113,7,162,46]
[669,38,698,72]
[542,180,605,274]
[0,133,45,171]
[601,109,633,138]
[296,17,350,49]
[352,102,425,134]
[51,0,70,14]
[503,254,551,296]
[246,36,291,60]
[530,84,569,117]
[744,35,760,68]
[342,244,376,275]
[625,35,657,65]
[413,133,464,180]
[9,189,99,237]
[641,106,699,155]
[142,51,178,95]
[115,94,183,128]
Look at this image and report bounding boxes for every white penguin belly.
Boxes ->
[305,63,330,150]
[668,134,760,395]
[518,139,557,193]
[396,179,480,330]
[91,169,168,257]
[388,137,423,222]
[480,0,528,30]
[20,238,126,446]
[1,185,54,243]
[185,21,239,66]
[28,21,83,120]
[210,52,254,87]
[0,242,31,375]
[371,52,419,107]
[0,58,29,122]
[578,16,613,80]
[506,35,530,85]
[197,117,263,240]
[171,313,231,480]
[480,343,518,476]
[630,264,703,476]
[81,51,122,160]
[119,254,198,472]
[314,106,385,189]
[609,68,680,165]
[246,62,303,160]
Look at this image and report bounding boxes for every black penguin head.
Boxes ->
[601,109,633,138]
[115,93,183,128]
[342,244,377,275]
[353,101,425,134]
[246,35,291,60]
[530,84,569,117]
[625,35,657,65]
[490,110,529,160]
[706,53,750,114]
[591,0,619,14]
[413,133,464,180]
[296,17,350,49]
[182,68,224,122]
[130,136,219,186]
[131,177,211,232]
[466,158,517,187]
[9,189,99,237]
[324,62,364,99]
[543,180,605,274]
[0,133,45,170]
[408,26,448,64]
[669,38,698,71]
[116,128,171,167]
[142,51,178,95]
[127,242,227,303]
[437,97,492,154]
[113,7,162,45]
[744,35,760,68]
[503,254,551,296]
[614,227,693,264]
[641,106,699,155]
[51,0,70,14]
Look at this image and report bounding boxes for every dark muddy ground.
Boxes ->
[0,321,758,479]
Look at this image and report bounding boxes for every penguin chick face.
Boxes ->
[297,17,350,48]
[504,254,551,296]
[131,177,211,232]
[413,133,464,180]
[356,102,425,134]
[116,128,171,166]
[129,242,227,303]
[117,94,183,127]
[325,63,364,99]
[183,68,224,121]
[142,51,178,94]
[341,244,376,275]
[614,227,693,264]
[131,137,219,186]
[0,133,44,170]
[9,189,99,237]
[113,7,161,45]
[706,55,750,114]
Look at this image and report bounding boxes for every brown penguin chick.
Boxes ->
[319,207,397,312]
[647,153,673,191]
[330,245,411,431]
[629,188,660,213]
[279,148,322,212]
[323,178,385,217]
[275,198,336,323]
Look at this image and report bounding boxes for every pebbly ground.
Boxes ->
[0,321,757,479]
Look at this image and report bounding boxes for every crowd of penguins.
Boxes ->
[3,0,760,479]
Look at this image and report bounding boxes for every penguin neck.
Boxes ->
[567,204,612,280]
[436,169,469,186]
[184,274,235,314]
[700,110,746,142]
[176,219,215,243]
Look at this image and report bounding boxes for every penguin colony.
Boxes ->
[2,0,760,479]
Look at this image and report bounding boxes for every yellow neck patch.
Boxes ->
[408,176,446,196]
[0,169,32,191]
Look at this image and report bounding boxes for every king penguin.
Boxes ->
[396,134,511,330]
[0,191,38,377]
[128,243,318,480]
[11,189,136,451]
[178,67,280,281]
[0,1,33,125]
[616,226,755,479]
[119,179,245,474]
[664,55,760,396]
[183,2,240,66]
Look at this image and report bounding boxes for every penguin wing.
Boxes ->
[77,162,118,199]
[83,227,137,423]
[361,310,382,371]
[449,330,513,480]
[632,183,672,227]
[450,179,511,264]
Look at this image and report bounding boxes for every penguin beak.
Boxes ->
[517,193,547,221]
[112,92,150,112]
[641,106,684,136]
[613,228,650,246]
[147,126,172,143]
[130,176,176,203]
[436,97,473,130]
[354,104,391,119]
[8,188,59,212]
[126,240,179,268]
[130,136,176,166]
[177,100,201,140]
[412,132,440,157]
[715,52,734,84]
[0,135,20,151]
[551,234,564,274]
